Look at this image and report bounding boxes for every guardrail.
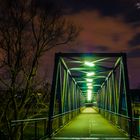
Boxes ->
[132,117,140,139]
[97,107,140,139]
[10,107,139,140]
[49,108,80,136]
[10,117,48,140]
[10,108,80,140]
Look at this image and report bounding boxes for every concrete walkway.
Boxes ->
[51,107,129,140]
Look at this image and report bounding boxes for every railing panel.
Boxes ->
[10,118,48,140]
[132,117,140,139]
[50,108,80,134]
[99,108,131,135]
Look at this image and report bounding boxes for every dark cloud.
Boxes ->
[62,0,140,23]
[128,33,140,47]
[63,0,124,15]
[94,45,109,51]
[128,48,140,57]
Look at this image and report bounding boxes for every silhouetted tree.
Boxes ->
[0,0,79,139]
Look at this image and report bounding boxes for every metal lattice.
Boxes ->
[47,53,132,137]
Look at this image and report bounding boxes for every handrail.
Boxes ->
[132,117,140,120]
[11,117,48,124]
[11,108,80,124]
[51,108,80,119]
[10,117,48,140]
[9,107,139,139]
[11,107,138,124]
[98,107,131,120]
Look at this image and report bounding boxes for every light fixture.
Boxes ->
[87,90,92,101]
[87,90,92,93]
[86,72,95,77]
[84,61,95,67]
[87,83,92,86]
[88,86,93,89]
[86,79,93,82]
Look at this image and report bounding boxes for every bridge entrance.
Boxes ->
[47,53,132,139]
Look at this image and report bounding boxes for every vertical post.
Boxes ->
[122,54,132,139]
[44,119,47,136]
[35,121,37,140]
[47,53,60,137]
[20,122,23,140]
[58,63,63,127]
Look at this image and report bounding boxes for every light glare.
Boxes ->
[88,86,93,89]
[86,79,93,82]
[87,72,95,77]
[87,90,92,94]
[84,61,95,67]
[87,83,92,86]
[87,90,92,101]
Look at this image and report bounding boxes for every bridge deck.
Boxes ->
[51,107,129,140]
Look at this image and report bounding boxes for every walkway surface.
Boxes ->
[51,107,129,140]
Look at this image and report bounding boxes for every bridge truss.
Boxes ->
[47,53,132,137]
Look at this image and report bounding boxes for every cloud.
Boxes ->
[127,57,140,88]
[41,9,140,88]
[63,0,124,15]
[128,48,140,57]
[94,45,109,51]
[62,0,140,23]
[67,11,136,52]
[128,33,140,47]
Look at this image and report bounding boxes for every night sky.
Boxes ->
[40,0,140,89]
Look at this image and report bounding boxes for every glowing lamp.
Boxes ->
[88,86,93,89]
[87,72,95,77]
[86,79,93,82]
[84,61,95,67]
[87,90,92,101]
[87,83,92,86]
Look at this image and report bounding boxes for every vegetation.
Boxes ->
[0,0,79,139]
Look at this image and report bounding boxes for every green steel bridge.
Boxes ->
[10,53,140,140]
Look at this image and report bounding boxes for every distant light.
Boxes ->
[87,83,92,86]
[87,72,95,77]
[136,3,140,9]
[87,90,92,101]
[87,90,92,94]
[86,79,93,82]
[88,86,93,89]
[84,61,95,67]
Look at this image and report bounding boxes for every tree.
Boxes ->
[0,0,79,139]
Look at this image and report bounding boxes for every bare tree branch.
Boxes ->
[0,0,80,139]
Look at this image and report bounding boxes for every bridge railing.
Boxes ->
[98,107,140,139]
[50,108,80,134]
[132,103,140,139]
[132,117,140,139]
[98,108,131,136]
[10,117,48,140]
[10,108,80,140]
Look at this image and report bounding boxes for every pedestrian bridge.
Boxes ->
[47,53,132,139]
[51,107,129,140]
[10,53,140,140]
